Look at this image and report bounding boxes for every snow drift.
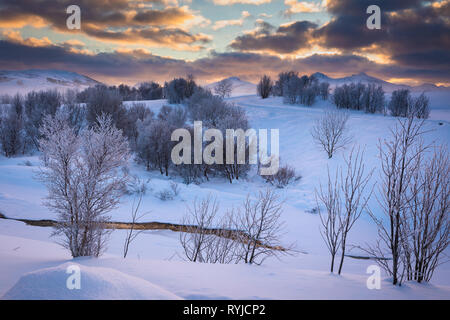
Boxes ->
[2,262,182,300]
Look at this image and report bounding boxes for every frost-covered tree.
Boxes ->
[38,113,130,257]
[311,109,352,158]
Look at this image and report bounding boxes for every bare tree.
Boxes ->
[179,195,220,263]
[214,79,233,98]
[316,168,343,273]
[264,163,300,188]
[38,113,130,257]
[311,109,352,159]
[337,147,373,274]
[234,189,287,265]
[365,116,427,285]
[402,146,449,282]
[317,147,373,274]
[123,191,149,258]
[203,212,242,264]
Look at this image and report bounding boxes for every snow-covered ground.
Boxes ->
[0,69,100,95]
[0,93,449,299]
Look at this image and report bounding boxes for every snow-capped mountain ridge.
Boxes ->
[0,69,101,95]
[205,76,257,97]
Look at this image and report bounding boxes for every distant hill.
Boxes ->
[205,77,257,97]
[0,69,101,95]
[310,72,449,93]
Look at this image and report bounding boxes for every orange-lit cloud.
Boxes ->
[0,0,211,51]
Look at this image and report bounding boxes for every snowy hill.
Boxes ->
[0,69,101,95]
[205,76,256,97]
[0,93,449,299]
[311,72,449,93]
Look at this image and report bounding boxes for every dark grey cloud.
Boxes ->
[1,40,448,85]
[316,0,450,67]
[229,20,317,54]
[228,0,449,82]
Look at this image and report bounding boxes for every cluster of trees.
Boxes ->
[257,72,330,106]
[77,82,163,102]
[0,90,64,157]
[388,89,430,119]
[333,83,385,114]
[332,84,430,119]
[134,88,252,184]
[163,74,198,104]
[316,116,449,284]
[363,117,448,285]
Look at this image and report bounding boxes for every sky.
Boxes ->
[0,0,448,86]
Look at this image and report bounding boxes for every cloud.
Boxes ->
[211,0,272,5]
[1,39,447,85]
[284,0,327,15]
[229,20,317,54]
[315,0,450,70]
[212,11,251,30]
[227,0,449,79]
[0,0,211,50]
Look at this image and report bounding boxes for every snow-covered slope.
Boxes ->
[2,262,182,300]
[312,72,450,93]
[0,69,101,95]
[205,76,256,97]
[0,90,449,300]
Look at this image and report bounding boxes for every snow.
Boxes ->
[0,91,449,299]
[205,77,257,97]
[1,231,448,300]
[0,69,100,95]
[2,261,181,300]
[311,71,450,93]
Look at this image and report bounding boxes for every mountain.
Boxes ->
[310,72,449,92]
[205,77,256,97]
[0,69,101,95]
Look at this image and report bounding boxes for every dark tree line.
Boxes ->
[332,83,429,119]
[258,71,330,106]
[77,82,163,102]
